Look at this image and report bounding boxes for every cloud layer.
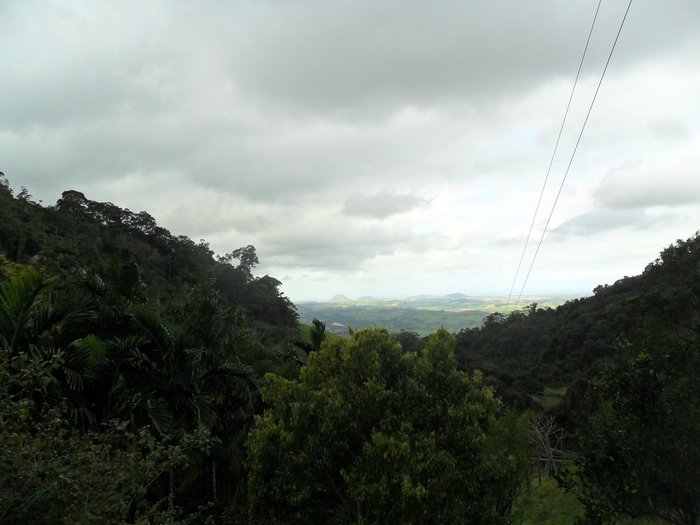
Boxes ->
[1,0,699,300]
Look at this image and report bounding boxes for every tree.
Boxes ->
[55,190,90,215]
[0,268,92,403]
[246,328,525,524]
[295,317,326,358]
[219,245,259,281]
[391,329,425,355]
[566,340,700,525]
[308,318,326,351]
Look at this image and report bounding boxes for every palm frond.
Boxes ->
[0,269,58,353]
[129,390,174,435]
[130,305,173,355]
[64,335,107,391]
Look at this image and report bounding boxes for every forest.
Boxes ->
[1,175,699,524]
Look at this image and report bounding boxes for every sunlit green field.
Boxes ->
[511,477,662,525]
[532,386,568,410]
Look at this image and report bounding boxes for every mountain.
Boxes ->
[329,293,352,303]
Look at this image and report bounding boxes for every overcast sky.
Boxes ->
[2,1,699,302]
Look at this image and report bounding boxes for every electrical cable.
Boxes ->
[504,0,602,314]
[513,0,633,310]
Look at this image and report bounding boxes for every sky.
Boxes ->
[1,1,699,302]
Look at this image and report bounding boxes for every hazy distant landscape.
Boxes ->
[297,292,581,335]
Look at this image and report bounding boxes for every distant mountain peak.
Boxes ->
[444,292,469,299]
[329,294,352,303]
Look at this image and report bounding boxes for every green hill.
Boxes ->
[455,231,700,409]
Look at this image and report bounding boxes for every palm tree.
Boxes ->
[0,268,92,401]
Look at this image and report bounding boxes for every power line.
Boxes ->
[504,0,602,314]
[513,0,633,310]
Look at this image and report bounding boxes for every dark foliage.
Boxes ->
[0,175,298,341]
[0,177,300,521]
[565,339,700,525]
[247,328,529,524]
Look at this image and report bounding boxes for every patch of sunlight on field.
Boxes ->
[532,386,568,410]
[511,476,662,524]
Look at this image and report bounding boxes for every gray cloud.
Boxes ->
[226,1,699,114]
[552,208,652,237]
[551,208,683,238]
[3,1,697,130]
[343,191,426,218]
[594,161,700,209]
[258,222,435,271]
[1,0,699,300]
[648,118,689,140]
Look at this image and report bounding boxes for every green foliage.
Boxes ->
[510,477,585,525]
[246,328,527,524]
[0,400,219,524]
[486,408,533,517]
[565,340,700,525]
[293,318,328,366]
[391,329,426,354]
[0,268,60,354]
[0,402,158,524]
[532,386,568,411]
[0,330,214,524]
[0,253,27,282]
[299,321,342,345]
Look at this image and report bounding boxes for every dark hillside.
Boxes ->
[0,176,298,340]
[456,231,700,407]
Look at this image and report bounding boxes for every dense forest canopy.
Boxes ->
[0,177,301,521]
[1,176,699,524]
[0,175,298,336]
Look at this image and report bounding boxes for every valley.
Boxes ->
[296,292,581,335]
